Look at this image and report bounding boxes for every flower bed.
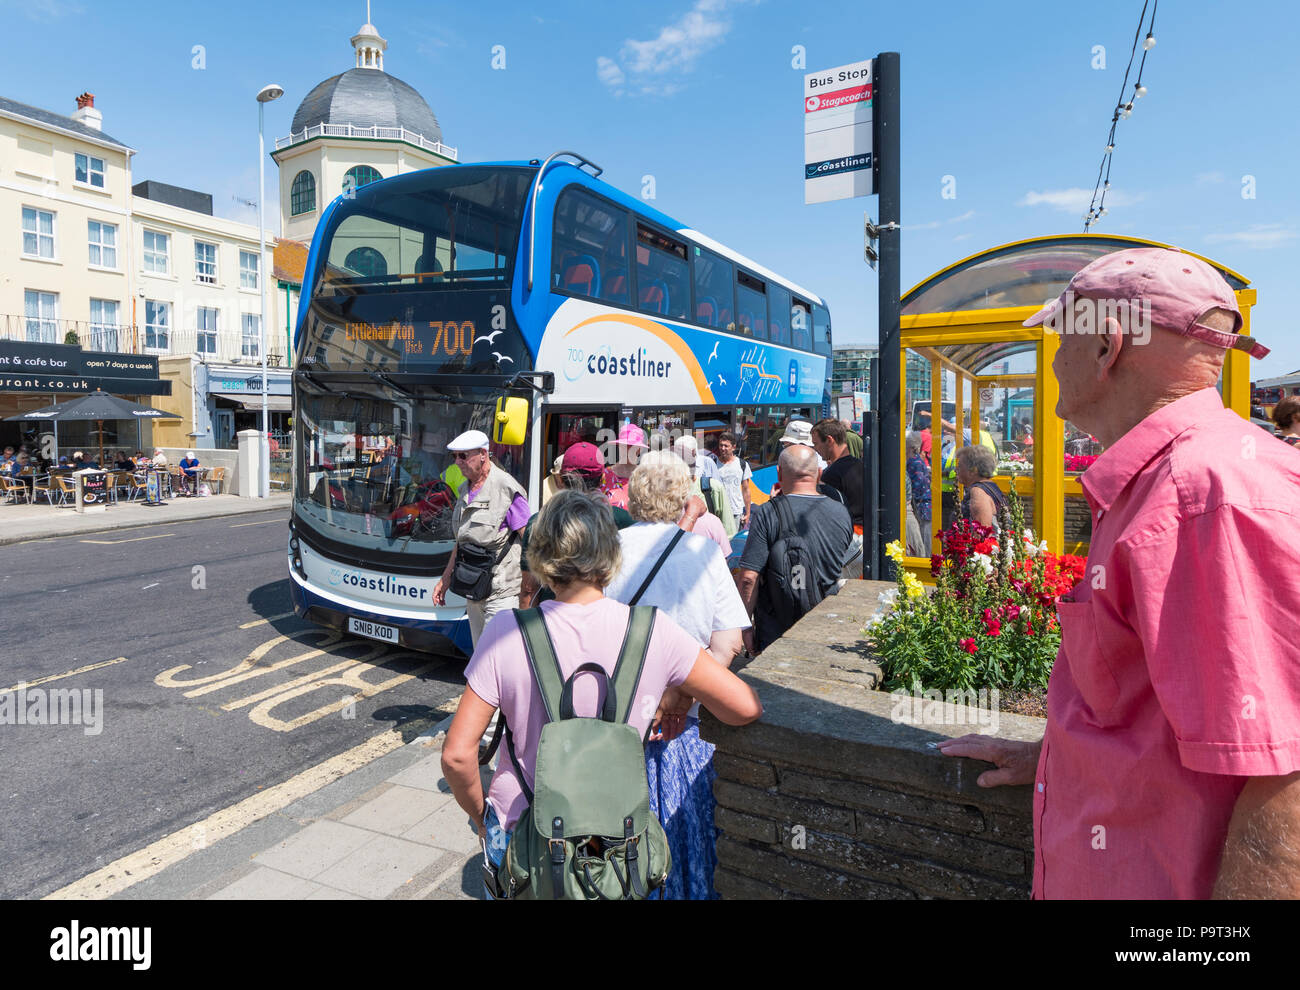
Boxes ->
[867,493,1085,695]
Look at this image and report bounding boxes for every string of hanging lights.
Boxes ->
[1083,0,1158,232]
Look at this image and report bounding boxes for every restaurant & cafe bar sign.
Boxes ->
[0,341,170,396]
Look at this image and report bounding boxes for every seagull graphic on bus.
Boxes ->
[473,329,503,347]
[492,352,514,365]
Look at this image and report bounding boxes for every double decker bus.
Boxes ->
[288,153,832,656]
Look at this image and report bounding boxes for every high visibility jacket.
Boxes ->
[440,463,467,498]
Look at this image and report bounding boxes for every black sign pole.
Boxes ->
[874,51,902,580]
[865,356,880,579]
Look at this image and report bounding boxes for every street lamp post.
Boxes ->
[256,83,284,499]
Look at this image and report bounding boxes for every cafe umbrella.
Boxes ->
[5,390,181,467]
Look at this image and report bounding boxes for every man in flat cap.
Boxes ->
[941,248,1300,899]
[433,430,530,647]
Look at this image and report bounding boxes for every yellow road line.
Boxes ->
[79,534,174,545]
[230,519,284,528]
[5,657,128,693]
[44,727,417,901]
[238,611,297,629]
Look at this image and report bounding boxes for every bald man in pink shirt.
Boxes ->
[940,248,1300,899]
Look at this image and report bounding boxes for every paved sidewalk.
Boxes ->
[113,721,484,901]
[0,492,293,546]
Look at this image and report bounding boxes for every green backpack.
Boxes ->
[497,605,672,900]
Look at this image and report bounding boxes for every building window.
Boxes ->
[89,298,120,351]
[343,165,382,193]
[143,230,169,274]
[75,152,106,188]
[241,313,260,359]
[88,220,117,268]
[197,306,219,355]
[343,246,387,278]
[195,241,217,284]
[240,250,259,290]
[24,290,58,343]
[145,299,170,351]
[22,207,55,259]
[290,170,316,216]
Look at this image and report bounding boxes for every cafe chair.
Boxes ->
[2,476,31,504]
[31,474,53,505]
[205,467,226,495]
[54,475,76,507]
[128,473,150,502]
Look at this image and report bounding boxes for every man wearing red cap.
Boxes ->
[940,248,1300,899]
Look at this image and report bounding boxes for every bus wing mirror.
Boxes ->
[494,397,528,446]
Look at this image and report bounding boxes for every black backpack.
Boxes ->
[762,495,823,630]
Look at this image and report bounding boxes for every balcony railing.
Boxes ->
[1,317,287,367]
[274,122,457,161]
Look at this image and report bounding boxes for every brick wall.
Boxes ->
[701,579,1046,899]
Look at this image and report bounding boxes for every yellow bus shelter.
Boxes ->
[896,234,1255,577]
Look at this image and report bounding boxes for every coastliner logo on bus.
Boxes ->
[580,345,674,380]
[328,566,429,600]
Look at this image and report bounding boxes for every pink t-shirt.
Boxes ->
[1035,388,1300,899]
[465,597,702,831]
[692,512,732,557]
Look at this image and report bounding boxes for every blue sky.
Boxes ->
[4,0,1298,375]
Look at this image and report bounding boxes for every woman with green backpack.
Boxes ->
[441,489,763,900]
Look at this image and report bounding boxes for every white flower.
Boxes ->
[971,553,994,575]
[1037,540,1049,554]
[877,589,899,608]
[1023,529,1034,541]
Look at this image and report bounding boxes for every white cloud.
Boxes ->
[597,0,753,97]
[1018,187,1142,213]
[909,210,975,232]
[1204,224,1298,250]
[1196,171,1226,185]
[0,0,85,20]
[596,56,626,93]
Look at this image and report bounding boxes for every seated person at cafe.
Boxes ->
[73,451,100,470]
[2,446,14,468]
[178,451,202,494]
[151,448,169,469]
[5,452,31,477]
[115,451,135,470]
[134,450,149,468]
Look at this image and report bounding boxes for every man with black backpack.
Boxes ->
[735,445,852,654]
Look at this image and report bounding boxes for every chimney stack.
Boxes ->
[72,92,102,131]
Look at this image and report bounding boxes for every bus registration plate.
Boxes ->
[349,617,399,644]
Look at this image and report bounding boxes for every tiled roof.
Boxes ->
[0,94,132,150]
[274,239,309,286]
[290,68,441,144]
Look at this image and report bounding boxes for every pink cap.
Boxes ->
[1023,247,1267,359]
[610,423,649,449]
[560,442,605,475]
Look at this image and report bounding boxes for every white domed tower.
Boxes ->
[272,6,457,244]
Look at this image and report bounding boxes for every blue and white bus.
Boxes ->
[288,153,833,656]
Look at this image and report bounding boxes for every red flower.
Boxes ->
[984,618,1002,637]
[959,637,978,654]
[1003,604,1021,621]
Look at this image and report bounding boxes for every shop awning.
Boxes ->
[213,392,292,412]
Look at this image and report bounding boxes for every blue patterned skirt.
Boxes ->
[644,717,718,900]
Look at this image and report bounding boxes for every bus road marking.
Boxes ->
[154,627,449,732]
[239,612,296,629]
[5,657,128,694]
[230,519,283,528]
[43,727,416,901]
[79,534,174,545]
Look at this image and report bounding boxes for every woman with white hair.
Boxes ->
[604,450,751,899]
